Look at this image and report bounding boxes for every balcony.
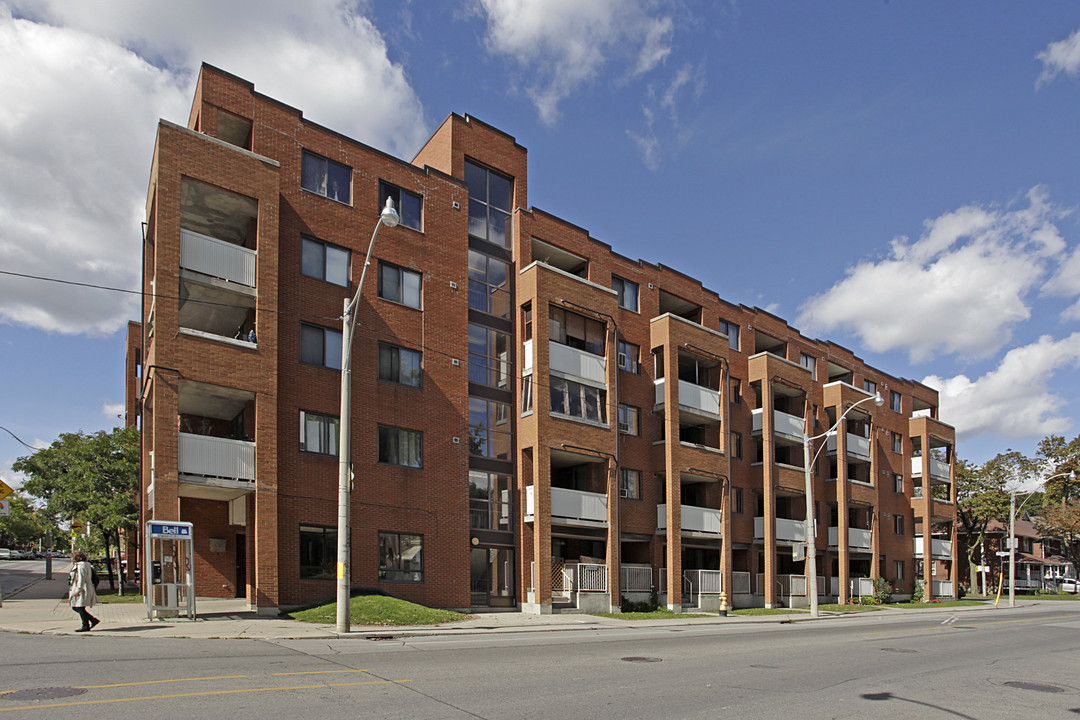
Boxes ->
[177,433,255,501]
[751,408,805,441]
[825,433,871,461]
[828,527,873,551]
[549,342,606,385]
[654,378,721,418]
[914,536,952,559]
[525,485,608,526]
[754,516,807,543]
[180,228,257,287]
[911,456,951,483]
[656,504,722,535]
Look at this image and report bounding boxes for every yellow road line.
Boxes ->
[272,670,368,676]
[0,680,411,713]
[862,613,1076,636]
[74,675,248,689]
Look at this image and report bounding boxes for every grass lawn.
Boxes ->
[1023,593,1080,601]
[886,600,987,609]
[593,609,712,620]
[817,603,880,613]
[96,588,144,604]
[288,594,469,626]
[730,607,808,616]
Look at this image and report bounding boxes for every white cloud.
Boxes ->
[101,402,125,420]
[1037,27,1080,87]
[798,187,1071,363]
[475,0,674,125]
[923,332,1080,442]
[0,2,426,336]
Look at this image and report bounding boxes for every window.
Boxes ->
[892,433,903,454]
[468,398,512,459]
[730,378,741,405]
[299,525,336,579]
[549,306,605,356]
[612,276,639,312]
[378,181,422,231]
[618,404,640,435]
[894,560,905,581]
[733,487,744,514]
[299,411,338,456]
[893,473,904,493]
[465,160,512,247]
[863,379,877,394]
[468,251,510,318]
[619,468,641,499]
[890,390,902,413]
[470,471,511,530]
[378,343,422,388]
[617,340,640,374]
[378,262,421,308]
[301,150,351,203]
[301,236,350,286]
[720,320,740,351]
[894,515,905,535]
[730,431,743,459]
[300,323,342,369]
[800,353,817,380]
[379,532,423,582]
[378,426,422,468]
[468,325,510,389]
[521,374,533,412]
[550,376,607,424]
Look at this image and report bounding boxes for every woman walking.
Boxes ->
[68,551,100,632]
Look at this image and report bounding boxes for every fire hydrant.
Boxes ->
[718,591,729,617]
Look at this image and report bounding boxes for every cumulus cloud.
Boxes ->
[798,187,1071,363]
[0,2,426,336]
[1037,26,1080,87]
[923,332,1080,441]
[475,0,674,125]
[101,402,125,420]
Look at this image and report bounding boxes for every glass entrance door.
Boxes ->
[471,547,515,607]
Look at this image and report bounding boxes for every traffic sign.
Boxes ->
[0,499,9,516]
[0,477,13,501]
[70,520,85,534]
[996,551,1010,557]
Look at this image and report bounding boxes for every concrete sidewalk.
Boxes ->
[0,574,1013,641]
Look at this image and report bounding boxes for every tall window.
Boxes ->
[465,160,512,247]
[378,181,422,231]
[378,343,422,388]
[468,398,512,459]
[730,431,743,459]
[864,379,877,394]
[299,525,336,579]
[378,426,422,468]
[299,411,338,456]
[730,378,742,404]
[470,471,512,530]
[378,262,421,308]
[720,320,740,350]
[800,353,817,380]
[893,473,904,493]
[550,376,607,424]
[619,468,641,499]
[549,306,604,356]
[468,251,510,318]
[890,390,902,413]
[301,150,351,204]
[733,487,744,514]
[612,276,639,312]
[468,325,510,389]
[894,560,905,581]
[300,323,342,369]
[617,339,640,373]
[618,404,640,435]
[892,433,903,453]
[301,236,350,286]
[378,532,423,582]
[894,515,905,535]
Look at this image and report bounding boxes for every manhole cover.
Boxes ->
[3,687,88,702]
[881,648,917,653]
[621,656,662,663]
[365,635,396,641]
[1003,682,1064,694]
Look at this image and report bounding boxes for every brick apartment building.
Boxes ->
[126,64,959,614]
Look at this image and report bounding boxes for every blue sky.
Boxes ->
[2,1,1080,488]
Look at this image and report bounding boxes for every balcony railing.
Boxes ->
[549,342,606,385]
[850,577,874,597]
[931,580,954,597]
[755,574,825,597]
[731,571,751,594]
[914,536,952,558]
[751,408,805,440]
[825,433,871,460]
[654,378,720,417]
[754,516,807,543]
[178,432,255,482]
[180,229,256,287]
[525,485,608,524]
[657,504,722,535]
[621,564,653,592]
[911,456,951,483]
[828,527,872,550]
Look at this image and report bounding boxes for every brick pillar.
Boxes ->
[837,415,850,604]
[605,457,620,611]
[531,446,553,613]
[762,381,777,608]
[663,342,682,609]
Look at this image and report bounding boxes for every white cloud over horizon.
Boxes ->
[1037,26,1080,87]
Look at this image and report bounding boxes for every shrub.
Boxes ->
[913,579,925,603]
[872,577,893,604]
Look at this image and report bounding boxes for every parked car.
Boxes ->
[1060,579,1078,593]
[0,548,11,560]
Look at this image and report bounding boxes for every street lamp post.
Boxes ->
[336,197,399,634]
[1008,468,1076,608]
[802,392,883,618]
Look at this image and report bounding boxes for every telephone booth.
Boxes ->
[145,520,196,620]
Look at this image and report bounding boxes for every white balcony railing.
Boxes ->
[914,536,952,558]
[621,564,653,592]
[828,527,872,550]
[911,456,951,482]
[525,485,608,524]
[755,574,824,597]
[549,341,606,385]
[826,433,871,460]
[657,504,722,535]
[180,228,256,287]
[686,569,723,595]
[751,408,805,440]
[850,577,874,597]
[178,432,255,482]
[755,516,807,543]
[931,580,954,598]
[654,378,720,417]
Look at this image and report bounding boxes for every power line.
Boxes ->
[0,425,44,451]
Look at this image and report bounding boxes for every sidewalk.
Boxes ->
[0,574,1013,641]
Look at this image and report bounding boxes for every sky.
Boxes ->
[2,1,1080,490]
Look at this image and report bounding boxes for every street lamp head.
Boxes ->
[873,393,884,407]
[380,196,400,228]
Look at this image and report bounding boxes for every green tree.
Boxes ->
[956,453,1023,593]
[0,491,55,548]
[1035,434,1080,502]
[13,426,139,589]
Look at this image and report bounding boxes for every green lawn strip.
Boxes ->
[1023,593,1080,601]
[816,603,881,613]
[730,607,808,616]
[593,609,712,620]
[288,594,469,626]
[96,588,145,604]
[886,600,987,609]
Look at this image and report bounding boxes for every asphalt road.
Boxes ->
[0,558,52,598]
[2,603,1079,718]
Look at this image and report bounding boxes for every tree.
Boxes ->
[0,491,55,548]
[1036,501,1080,594]
[1033,433,1080,591]
[13,426,139,590]
[956,453,1022,593]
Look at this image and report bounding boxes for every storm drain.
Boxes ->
[1003,682,1064,694]
[621,656,662,663]
[2,687,88,702]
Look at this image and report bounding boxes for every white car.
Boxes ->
[1060,579,1078,593]
[0,548,11,560]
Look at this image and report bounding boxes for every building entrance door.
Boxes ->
[470,547,515,607]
